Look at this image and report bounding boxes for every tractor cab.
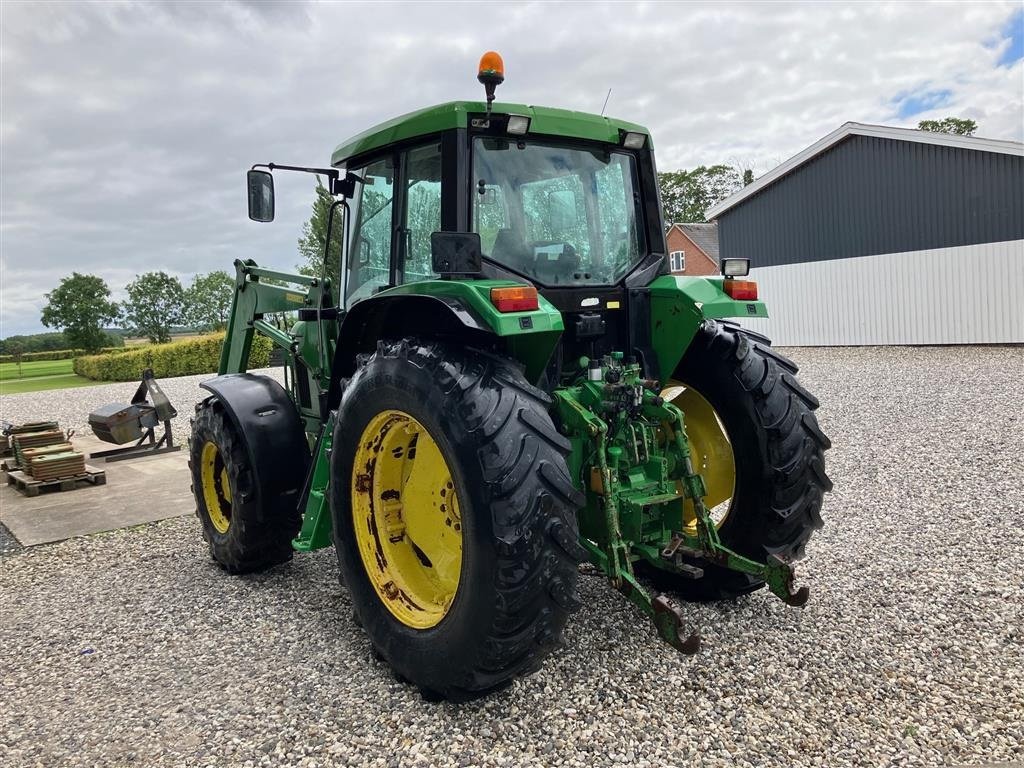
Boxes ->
[327,98,667,374]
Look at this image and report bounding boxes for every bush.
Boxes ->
[0,347,124,363]
[73,333,272,382]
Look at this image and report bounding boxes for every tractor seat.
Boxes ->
[490,229,534,273]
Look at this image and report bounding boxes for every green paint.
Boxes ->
[648,274,768,379]
[332,101,650,166]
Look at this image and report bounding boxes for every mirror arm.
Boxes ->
[250,164,364,199]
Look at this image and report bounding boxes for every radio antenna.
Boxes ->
[600,88,612,116]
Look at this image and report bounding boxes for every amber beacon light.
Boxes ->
[477,51,505,113]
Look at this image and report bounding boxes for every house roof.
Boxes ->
[670,222,720,261]
[706,121,1024,220]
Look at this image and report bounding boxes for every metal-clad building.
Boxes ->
[707,123,1024,345]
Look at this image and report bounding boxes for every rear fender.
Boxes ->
[648,274,769,378]
[200,374,310,520]
[330,287,562,407]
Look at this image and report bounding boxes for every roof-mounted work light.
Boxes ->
[622,131,647,149]
[507,114,531,135]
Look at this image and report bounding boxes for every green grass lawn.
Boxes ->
[0,359,98,395]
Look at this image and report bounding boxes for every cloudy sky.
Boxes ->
[1,0,1022,336]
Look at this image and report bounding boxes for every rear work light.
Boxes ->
[490,286,539,312]
[723,279,758,301]
[506,114,531,135]
[622,131,647,149]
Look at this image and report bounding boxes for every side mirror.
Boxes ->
[431,232,482,276]
[247,170,275,222]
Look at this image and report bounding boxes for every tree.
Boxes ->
[0,332,67,355]
[917,117,977,136]
[183,270,234,332]
[742,169,755,186]
[122,271,185,344]
[658,165,742,224]
[8,341,25,377]
[40,273,119,353]
[297,178,345,287]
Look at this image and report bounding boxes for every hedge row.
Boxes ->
[0,347,125,364]
[73,334,272,382]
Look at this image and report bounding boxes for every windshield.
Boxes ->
[472,138,645,286]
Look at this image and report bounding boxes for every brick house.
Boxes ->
[665,223,720,275]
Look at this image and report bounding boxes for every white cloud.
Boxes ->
[1,0,1021,336]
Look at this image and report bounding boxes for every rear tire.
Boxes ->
[647,320,832,601]
[331,339,585,701]
[189,398,302,574]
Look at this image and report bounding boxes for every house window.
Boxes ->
[669,251,685,272]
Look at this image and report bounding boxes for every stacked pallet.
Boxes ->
[8,420,60,434]
[12,430,66,467]
[21,444,76,477]
[29,451,87,482]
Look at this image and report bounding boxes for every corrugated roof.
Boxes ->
[673,222,719,261]
[706,122,1024,219]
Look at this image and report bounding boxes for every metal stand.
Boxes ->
[89,369,183,463]
[89,418,181,462]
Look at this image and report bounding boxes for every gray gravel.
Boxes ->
[1,346,1022,768]
[0,368,283,444]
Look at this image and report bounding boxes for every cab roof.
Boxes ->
[331,100,651,167]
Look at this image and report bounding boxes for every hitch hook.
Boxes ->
[652,594,700,654]
[767,554,810,607]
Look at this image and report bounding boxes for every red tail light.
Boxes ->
[724,279,758,301]
[490,286,539,312]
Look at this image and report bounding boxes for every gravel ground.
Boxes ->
[1,346,1022,768]
[0,368,282,445]
[0,520,21,556]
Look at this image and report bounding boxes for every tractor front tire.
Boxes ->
[331,340,585,701]
[653,320,832,601]
[189,398,302,574]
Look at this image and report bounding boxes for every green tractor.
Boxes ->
[190,52,831,700]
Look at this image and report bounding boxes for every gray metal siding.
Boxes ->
[718,136,1024,267]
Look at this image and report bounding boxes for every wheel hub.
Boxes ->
[351,410,462,630]
[200,440,232,534]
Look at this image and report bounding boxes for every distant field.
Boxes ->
[0,359,97,395]
[124,332,202,347]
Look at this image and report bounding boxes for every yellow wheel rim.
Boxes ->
[351,410,462,630]
[662,380,736,536]
[200,441,232,534]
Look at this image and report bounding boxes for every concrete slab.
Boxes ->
[0,435,194,546]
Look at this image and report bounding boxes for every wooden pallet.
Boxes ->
[5,465,106,497]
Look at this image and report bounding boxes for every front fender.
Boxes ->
[200,374,310,519]
[648,274,768,378]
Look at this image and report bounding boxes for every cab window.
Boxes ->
[399,142,442,285]
[347,156,395,304]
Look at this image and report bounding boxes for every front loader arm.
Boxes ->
[219,259,330,375]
